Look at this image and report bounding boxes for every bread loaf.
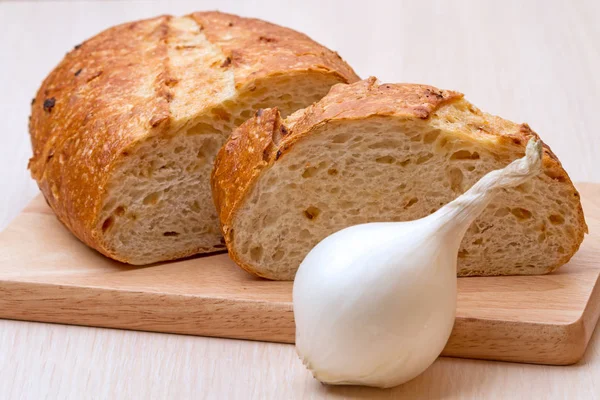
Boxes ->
[212,77,587,280]
[28,12,359,264]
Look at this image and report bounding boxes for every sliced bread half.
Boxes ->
[212,77,587,280]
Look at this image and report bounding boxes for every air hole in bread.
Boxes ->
[368,140,400,149]
[438,136,449,149]
[549,214,565,225]
[448,167,464,192]
[375,155,395,164]
[397,159,411,167]
[466,165,475,171]
[262,213,277,227]
[535,222,546,232]
[332,133,352,143]
[163,231,179,237]
[327,168,338,176]
[557,246,565,254]
[423,130,440,144]
[511,208,532,220]
[416,153,433,164]
[473,238,483,245]
[302,166,318,178]
[515,182,532,193]
[272,249,285,261]
[174,146,185,154]
[211,106,231,121]
[494,208,509,217]
[458,249,469,258]
[450,150,480,160]
[250,246,263,262]
[102,217,114,233]
[114,206,126,216]
[143,192,161,205]
[303,206,321,220]
[405,197,418,208]
[186,122,220,135]
[299,229,311,240]
[191,201,201,212]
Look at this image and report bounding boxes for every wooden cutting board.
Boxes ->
[1,184,599,366]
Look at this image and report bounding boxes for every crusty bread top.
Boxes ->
[212,77,587,276]
[28,12,359,247]
[193,12,357,89]
[290,77,463,130]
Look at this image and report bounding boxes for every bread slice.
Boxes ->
[212,77,587,280]
[28,12,359,264]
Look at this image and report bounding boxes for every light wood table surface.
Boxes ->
[1,1,599,398]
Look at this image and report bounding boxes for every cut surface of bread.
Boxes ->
[212,78,587,280]
[28,12,359,264]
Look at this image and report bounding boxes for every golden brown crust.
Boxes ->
[29,16,172,248]
[289,77,463,133]
[212,78,587,277]
[28,12,358,261]
[211,108,285,277]
[191,12,357,92]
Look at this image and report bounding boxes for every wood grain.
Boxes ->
[0,184,598,366]
[2,1,600,398]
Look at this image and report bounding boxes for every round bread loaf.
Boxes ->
[28,11,359,264]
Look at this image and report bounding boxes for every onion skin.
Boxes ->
[294,221,458,388]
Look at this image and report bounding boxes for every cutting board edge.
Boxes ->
[2,274,599,365]
[444,268,600,365]
[0,279,296,344]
